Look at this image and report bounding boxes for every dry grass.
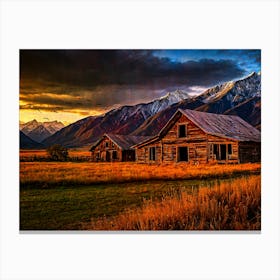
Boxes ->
[20,161,260,187]
[20,149,90,159]
[20,150,48,157]
[82,175,261,230]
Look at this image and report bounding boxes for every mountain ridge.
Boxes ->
[133,72,261,136]
[20,119,65,143]
[42,89,194,147]
[40,72,261,148]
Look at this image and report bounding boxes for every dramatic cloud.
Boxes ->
[20,49,260,123]
[20,50,246,88]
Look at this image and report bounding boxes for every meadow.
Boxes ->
[82,175,261,231]
[20,178,218,230]
[20,153,261,230]
[20,173,260,230]
[20,161,260,188]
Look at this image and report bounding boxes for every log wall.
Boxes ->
[136,113,241,164]
[238,141,261,163]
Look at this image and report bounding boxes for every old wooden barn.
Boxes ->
[133,109,261,164]
[90,133,151,162]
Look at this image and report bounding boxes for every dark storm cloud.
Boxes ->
[20,50,247,113]
[20,50,246,88]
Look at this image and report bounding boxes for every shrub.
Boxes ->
[46,144,69,161]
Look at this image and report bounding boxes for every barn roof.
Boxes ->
[174,109,261,142]
[90,134,152,151]
[133,109,261,148]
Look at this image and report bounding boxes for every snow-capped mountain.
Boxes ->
[196,71,261,113]
[41,121,65,134]
[20,119,64,143]
[146,90,191,115]
[42,72,261,147]
[112,89,192,119]
[159,89,190,103]
[201,72,260,104]
[20,119,40,133]
[42,89,192,147]
[133,72,261,136]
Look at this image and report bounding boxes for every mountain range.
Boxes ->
[21,72,261,148]
[132,72,261,136]
[20,120,64,143]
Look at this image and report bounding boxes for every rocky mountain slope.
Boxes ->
[42,90,194,147]
[42,72,261,147]
[133,72,261,136]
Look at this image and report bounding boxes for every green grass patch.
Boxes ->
[20,176,255,230]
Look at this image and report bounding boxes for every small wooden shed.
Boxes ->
[133,109,261,164]
[90,133,152,162]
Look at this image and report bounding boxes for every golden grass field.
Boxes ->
[20,149,90,159]
[20,150,261,230]
[20,161,261,186]
[82,175,261,230]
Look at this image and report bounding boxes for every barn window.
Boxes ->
[149,147,156,161]
[105,142,109,148]
[228,144,232,155]
[112,143,115,148]
[112,150,118,160]
[213,144,232,160]
[213,144,219,160]
[178,124,187,138]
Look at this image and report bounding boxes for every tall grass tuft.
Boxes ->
[83,176,261,230]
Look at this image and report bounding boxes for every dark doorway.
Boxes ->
[220,144,226,160]
[106,151,111,162]
[112,150,118,160]
[178,147,188,162]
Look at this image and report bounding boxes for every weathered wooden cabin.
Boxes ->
[133,109,261,164]
[90,134,152,162]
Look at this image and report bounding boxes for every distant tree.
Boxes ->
[47,144,69,161]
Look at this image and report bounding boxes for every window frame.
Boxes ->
[149,146,156,161]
